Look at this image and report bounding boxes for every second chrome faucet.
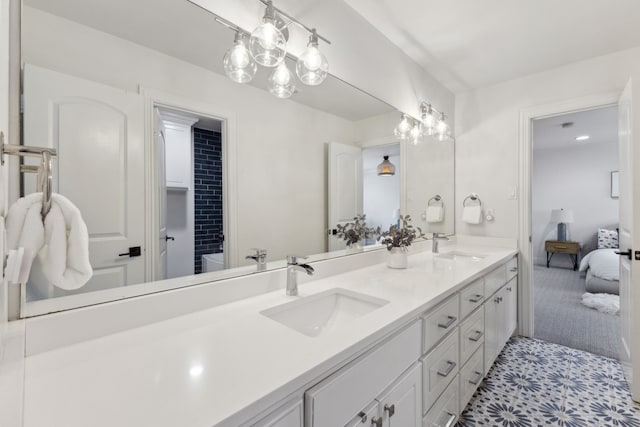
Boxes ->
[286,255,314,296]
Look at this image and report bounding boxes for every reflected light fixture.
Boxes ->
[296,29,329,86]
[394,114,411,140]
[268,62,295,98]
[377,155,396,176]
[436,112,448,141]
[409,121,423,145]
[249,0,287,67]
[223,32,257,83]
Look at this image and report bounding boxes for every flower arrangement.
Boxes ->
[379,215,425,251]
[335,214,380,246]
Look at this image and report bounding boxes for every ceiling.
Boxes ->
[24,0,394,121]
[533,106,618,151]
[345,0,640,93]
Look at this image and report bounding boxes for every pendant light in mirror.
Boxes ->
[296,29,328,86]
[268,62,295,98]
[223,32,257,83]
[377,155,396,176]
[249,0,287,67]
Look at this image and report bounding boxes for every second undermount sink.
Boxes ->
[261,288,389,338]
[437,251,487,262]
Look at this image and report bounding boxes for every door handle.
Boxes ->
[384,403,395,417]
[165,235,175,241]
[615,249,632,260]
[370,416,383,427]
[118,246,141,257]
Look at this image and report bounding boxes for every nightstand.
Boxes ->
[545,240,580,270]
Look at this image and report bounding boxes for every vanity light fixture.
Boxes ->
[296,29,329,86]
[249,0,287,67]
[223,31,257,83]
[268,62,296,98]
[409,121,423,145]
[394,114,412,140]
[436,112,448,141]
[421,103,436,136]
[377,155,396,176]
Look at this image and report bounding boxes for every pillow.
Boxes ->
[598,228,619,249]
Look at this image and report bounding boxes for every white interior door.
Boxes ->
[23,64,145,297]
[155,108,168,280]
[328,142,362,251]
[618,77,640,401]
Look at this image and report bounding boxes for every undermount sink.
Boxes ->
[261,288,389,338]
[437,251,487,262]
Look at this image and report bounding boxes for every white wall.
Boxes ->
[22,7,360,267]
[455,46,640,239]
[362,146,400,233]
[532,143,618,266]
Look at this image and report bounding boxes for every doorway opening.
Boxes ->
[155,107,225,280]
[531,105,620,358]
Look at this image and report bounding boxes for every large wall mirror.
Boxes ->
[18,0,454,316]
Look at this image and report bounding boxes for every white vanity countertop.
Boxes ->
[21,244,517,427]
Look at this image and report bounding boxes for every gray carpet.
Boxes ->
[533,265,620,359]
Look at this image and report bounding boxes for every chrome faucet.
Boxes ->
[245,248,268,272]
[432,233,450,254]
[286,255,315,296]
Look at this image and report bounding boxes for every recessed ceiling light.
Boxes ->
[575,135,590,141]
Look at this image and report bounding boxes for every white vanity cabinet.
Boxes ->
[305,321,422,427]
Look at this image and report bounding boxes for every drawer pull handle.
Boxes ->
[468,294,484,303]
[384,403,395,417]
[507,287,512,292]
[438,315,457,329]
[371,416,383,427]
[469,370,483,385]
[437,360,457,377]
[509,267,518,272]
[444,412,457,427]
[469,330,484,342]
[357,412,367,423]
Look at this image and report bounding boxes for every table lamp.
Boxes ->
[550,208,574,241]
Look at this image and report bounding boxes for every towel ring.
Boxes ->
[428,195,443,207]
[463,193,482,207]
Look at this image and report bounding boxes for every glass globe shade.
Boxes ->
[249,21,287,67]
[296,45,328,86]
[394,114,411,140]
[223,36,257,84]
[409,122,423,145]
[268,63,295,99]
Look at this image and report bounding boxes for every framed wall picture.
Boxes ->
[611,171,619,199]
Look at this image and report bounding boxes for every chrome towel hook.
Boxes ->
[463,193,482,207]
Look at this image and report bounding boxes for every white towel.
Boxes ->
[462,205,483,224]
[6,193,92,290]
[426,206,444,223]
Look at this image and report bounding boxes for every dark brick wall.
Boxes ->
[193,128,223,274]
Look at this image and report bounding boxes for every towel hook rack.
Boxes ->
[1,135,57,220]
[463,193,482,207]
[428,194,443,207]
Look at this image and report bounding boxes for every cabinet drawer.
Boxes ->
[423,374,459,427]
[459,347,484,411]
[460,308,484,366]
[305,321,421,427]
[505,257,518,282]
[422,294,460,354]
[422,328,459,412]
[484,264,506,298]
[460,278,484,319]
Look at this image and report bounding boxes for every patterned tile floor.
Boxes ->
[458,336,640,426]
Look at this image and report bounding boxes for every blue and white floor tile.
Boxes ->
[458,337,640,426]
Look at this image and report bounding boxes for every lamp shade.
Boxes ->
[550,209,574,224]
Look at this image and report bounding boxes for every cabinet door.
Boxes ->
[253,399,303,427]
[377,363,422,427]
[483,294,501,375]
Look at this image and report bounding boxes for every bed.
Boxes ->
[579,228,620,295]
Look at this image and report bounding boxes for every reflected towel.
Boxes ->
[6,193,92,290]
[462,205,483,224]
[426,206,444,223]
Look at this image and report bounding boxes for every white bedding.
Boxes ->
[579,248,619,281]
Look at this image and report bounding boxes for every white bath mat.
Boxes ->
[581,292,620,315]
